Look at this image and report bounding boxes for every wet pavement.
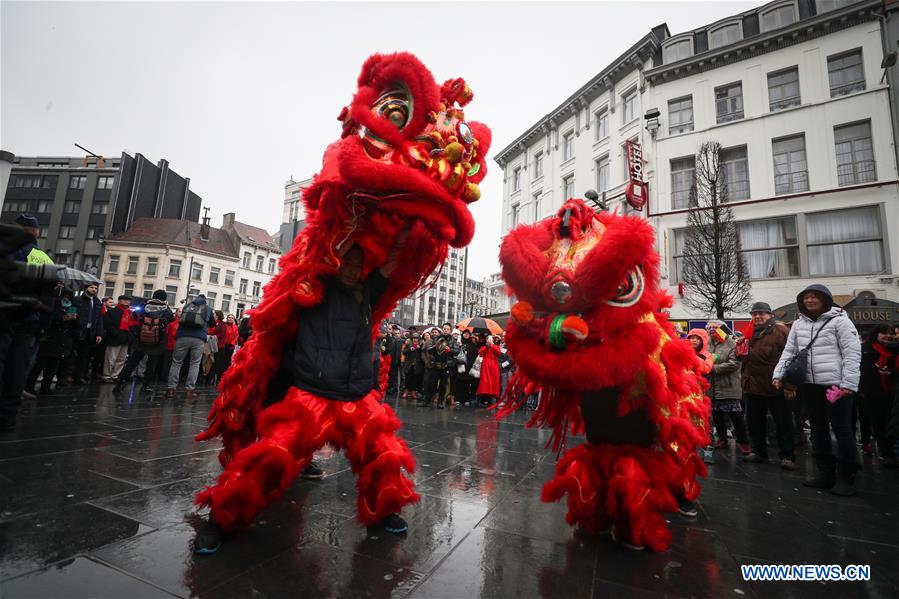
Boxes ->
[1,383,898,599]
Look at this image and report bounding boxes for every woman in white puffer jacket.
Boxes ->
[773,284,861,496]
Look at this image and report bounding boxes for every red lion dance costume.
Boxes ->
[498,199,710,551]
[194,52,491,531]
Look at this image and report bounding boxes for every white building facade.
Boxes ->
[644,0,899,320]
[222,213,282,316]
[390,247,468,328]
[463,276,502,318]
[494,28,668,236]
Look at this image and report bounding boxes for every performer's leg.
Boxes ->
[196,391,324,531]
[332,394,419,527]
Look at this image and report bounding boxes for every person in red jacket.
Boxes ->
[213,311,239,380]
[476,335,501,407]
[162,309,181,386]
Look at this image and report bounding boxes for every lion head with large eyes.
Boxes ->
[304,52,491,250]
[500,198,668,390]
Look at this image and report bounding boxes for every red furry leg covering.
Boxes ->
[333,394,420,526]
[195,392,324,531]
[541,443,680,552]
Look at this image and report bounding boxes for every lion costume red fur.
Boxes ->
[194,52,490,531]
[497,199,710,551]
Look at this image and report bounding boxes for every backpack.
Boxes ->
[180,302,209,328]
[139,313,163,345]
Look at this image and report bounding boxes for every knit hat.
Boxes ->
[152,289,168,302]
[14,213,39,228]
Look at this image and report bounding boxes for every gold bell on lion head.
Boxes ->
[462,182,481,202]
[444,142,464,165]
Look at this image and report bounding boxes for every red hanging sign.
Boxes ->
[625,139,648,210]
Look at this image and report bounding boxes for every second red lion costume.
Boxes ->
[498,199,710,551]
[195,52,491,531]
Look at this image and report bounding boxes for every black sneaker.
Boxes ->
[379,513,408,534]
[193,517,226,554]
[677,498,698,518]
[300,461,324,479]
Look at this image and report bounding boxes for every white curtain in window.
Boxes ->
[807,207,883,275]
[739,220,793,278]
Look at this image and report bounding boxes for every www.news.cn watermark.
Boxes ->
[741,564,871,582]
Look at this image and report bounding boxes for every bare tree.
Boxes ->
[681,141,752,319]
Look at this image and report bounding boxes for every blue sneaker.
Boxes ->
[379,513,408,534]
[194,518,225,554]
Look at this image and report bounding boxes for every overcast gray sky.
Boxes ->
[1,0,762,279]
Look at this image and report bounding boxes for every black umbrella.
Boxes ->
[56,266,101,287]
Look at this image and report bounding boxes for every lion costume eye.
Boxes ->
[373,88,412,130]
[606,266,644,307]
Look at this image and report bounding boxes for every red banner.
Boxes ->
[625,139,648,211]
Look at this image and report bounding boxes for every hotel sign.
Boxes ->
[625,139,648,210]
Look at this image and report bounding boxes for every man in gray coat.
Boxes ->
[773,284,861,496]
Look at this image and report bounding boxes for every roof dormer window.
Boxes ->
[662,36,693,64]
[708,21,742,49]
[760,1,797,32]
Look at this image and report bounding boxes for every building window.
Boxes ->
[105,280,116,298]
[721,146,750,201]
[562,132,574,161]
[621,89,637,124]
[594,108,609,141]
[222,294,232,313]
[191,262,203,281]
[168,259,181,277]
[253,255,263,271]
[772,135,808,194]
[38,227,48,239]
[739,216,799,279]
[206,291,217,309]
[82,255,100,274]
[165,285,178,306]
[512,166,521,191]
[828,49,865,97]
[242,252,251,268]
[126,256,138,274]
[760,2,797,32]
[252,281,261,297]
[533,151,544,178]
[709,22,742,49]
[511,203,520,228]
[69,176,86,189]
[662,38,692,63]
[209,266,220,284]
[37,200,53,213]
[533,192,542,221]
[146,257,157,276]
[816,0,856,12]
[123,282,134,298]
[64,200,80,213]
[562,174,575,199]
[239,278,248,294]
[58,226,75,239]
[596,155,610,193]
[670,157,695,209]
[224,270,235,286]
[142,284,154,298]
[86,226,103,240]
[668,96,693,135]
[91,201,109,214]
[715,82,744,123]
[268,258,276,274]
[834,121,875,186]
[108,255,119,273]
[807,206,883,275]
[96,176,115,190]
[768,67,800,111]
